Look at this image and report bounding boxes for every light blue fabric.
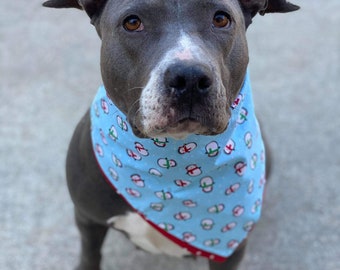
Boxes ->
[90,71,266,261]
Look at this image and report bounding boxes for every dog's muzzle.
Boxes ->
[138,60,229,139]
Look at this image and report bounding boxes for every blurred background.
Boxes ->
[1,1,339,269]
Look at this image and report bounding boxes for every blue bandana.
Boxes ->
[90,71,266,262]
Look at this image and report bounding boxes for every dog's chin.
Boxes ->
[156,119,204,140]
[136,119,227,140]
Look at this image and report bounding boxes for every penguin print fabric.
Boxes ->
[90,71,266,262]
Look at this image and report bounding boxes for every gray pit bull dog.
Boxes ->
[43,0,299,269]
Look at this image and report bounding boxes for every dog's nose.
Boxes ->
[164,63,213,102]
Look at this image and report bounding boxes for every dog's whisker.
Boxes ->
[127,98,141,119]
[126,86,145,93]
[126,98,144,135]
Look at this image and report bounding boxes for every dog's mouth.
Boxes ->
[131,85,231,139]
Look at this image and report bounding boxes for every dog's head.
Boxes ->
[44,0,299,139]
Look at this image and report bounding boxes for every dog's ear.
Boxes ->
[43,0,106,19]
[260,0,300,15]
[239,0,299,27]
[42,0,82,9]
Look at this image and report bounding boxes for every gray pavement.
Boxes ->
[1,0,339,269]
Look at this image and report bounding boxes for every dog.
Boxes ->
[43,1,299,269]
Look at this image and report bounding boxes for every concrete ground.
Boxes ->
[1,0,339,269]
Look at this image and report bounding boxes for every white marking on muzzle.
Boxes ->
[139,32,210,137]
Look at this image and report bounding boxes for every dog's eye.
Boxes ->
[212,11,230,28]
[123,15,144,32]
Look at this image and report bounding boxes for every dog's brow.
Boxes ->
[118,1,165,14]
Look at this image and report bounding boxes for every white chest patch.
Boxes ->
[107,213,191,257]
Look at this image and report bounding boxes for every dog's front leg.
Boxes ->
[208,240,247,270]
[74,209,108,270]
